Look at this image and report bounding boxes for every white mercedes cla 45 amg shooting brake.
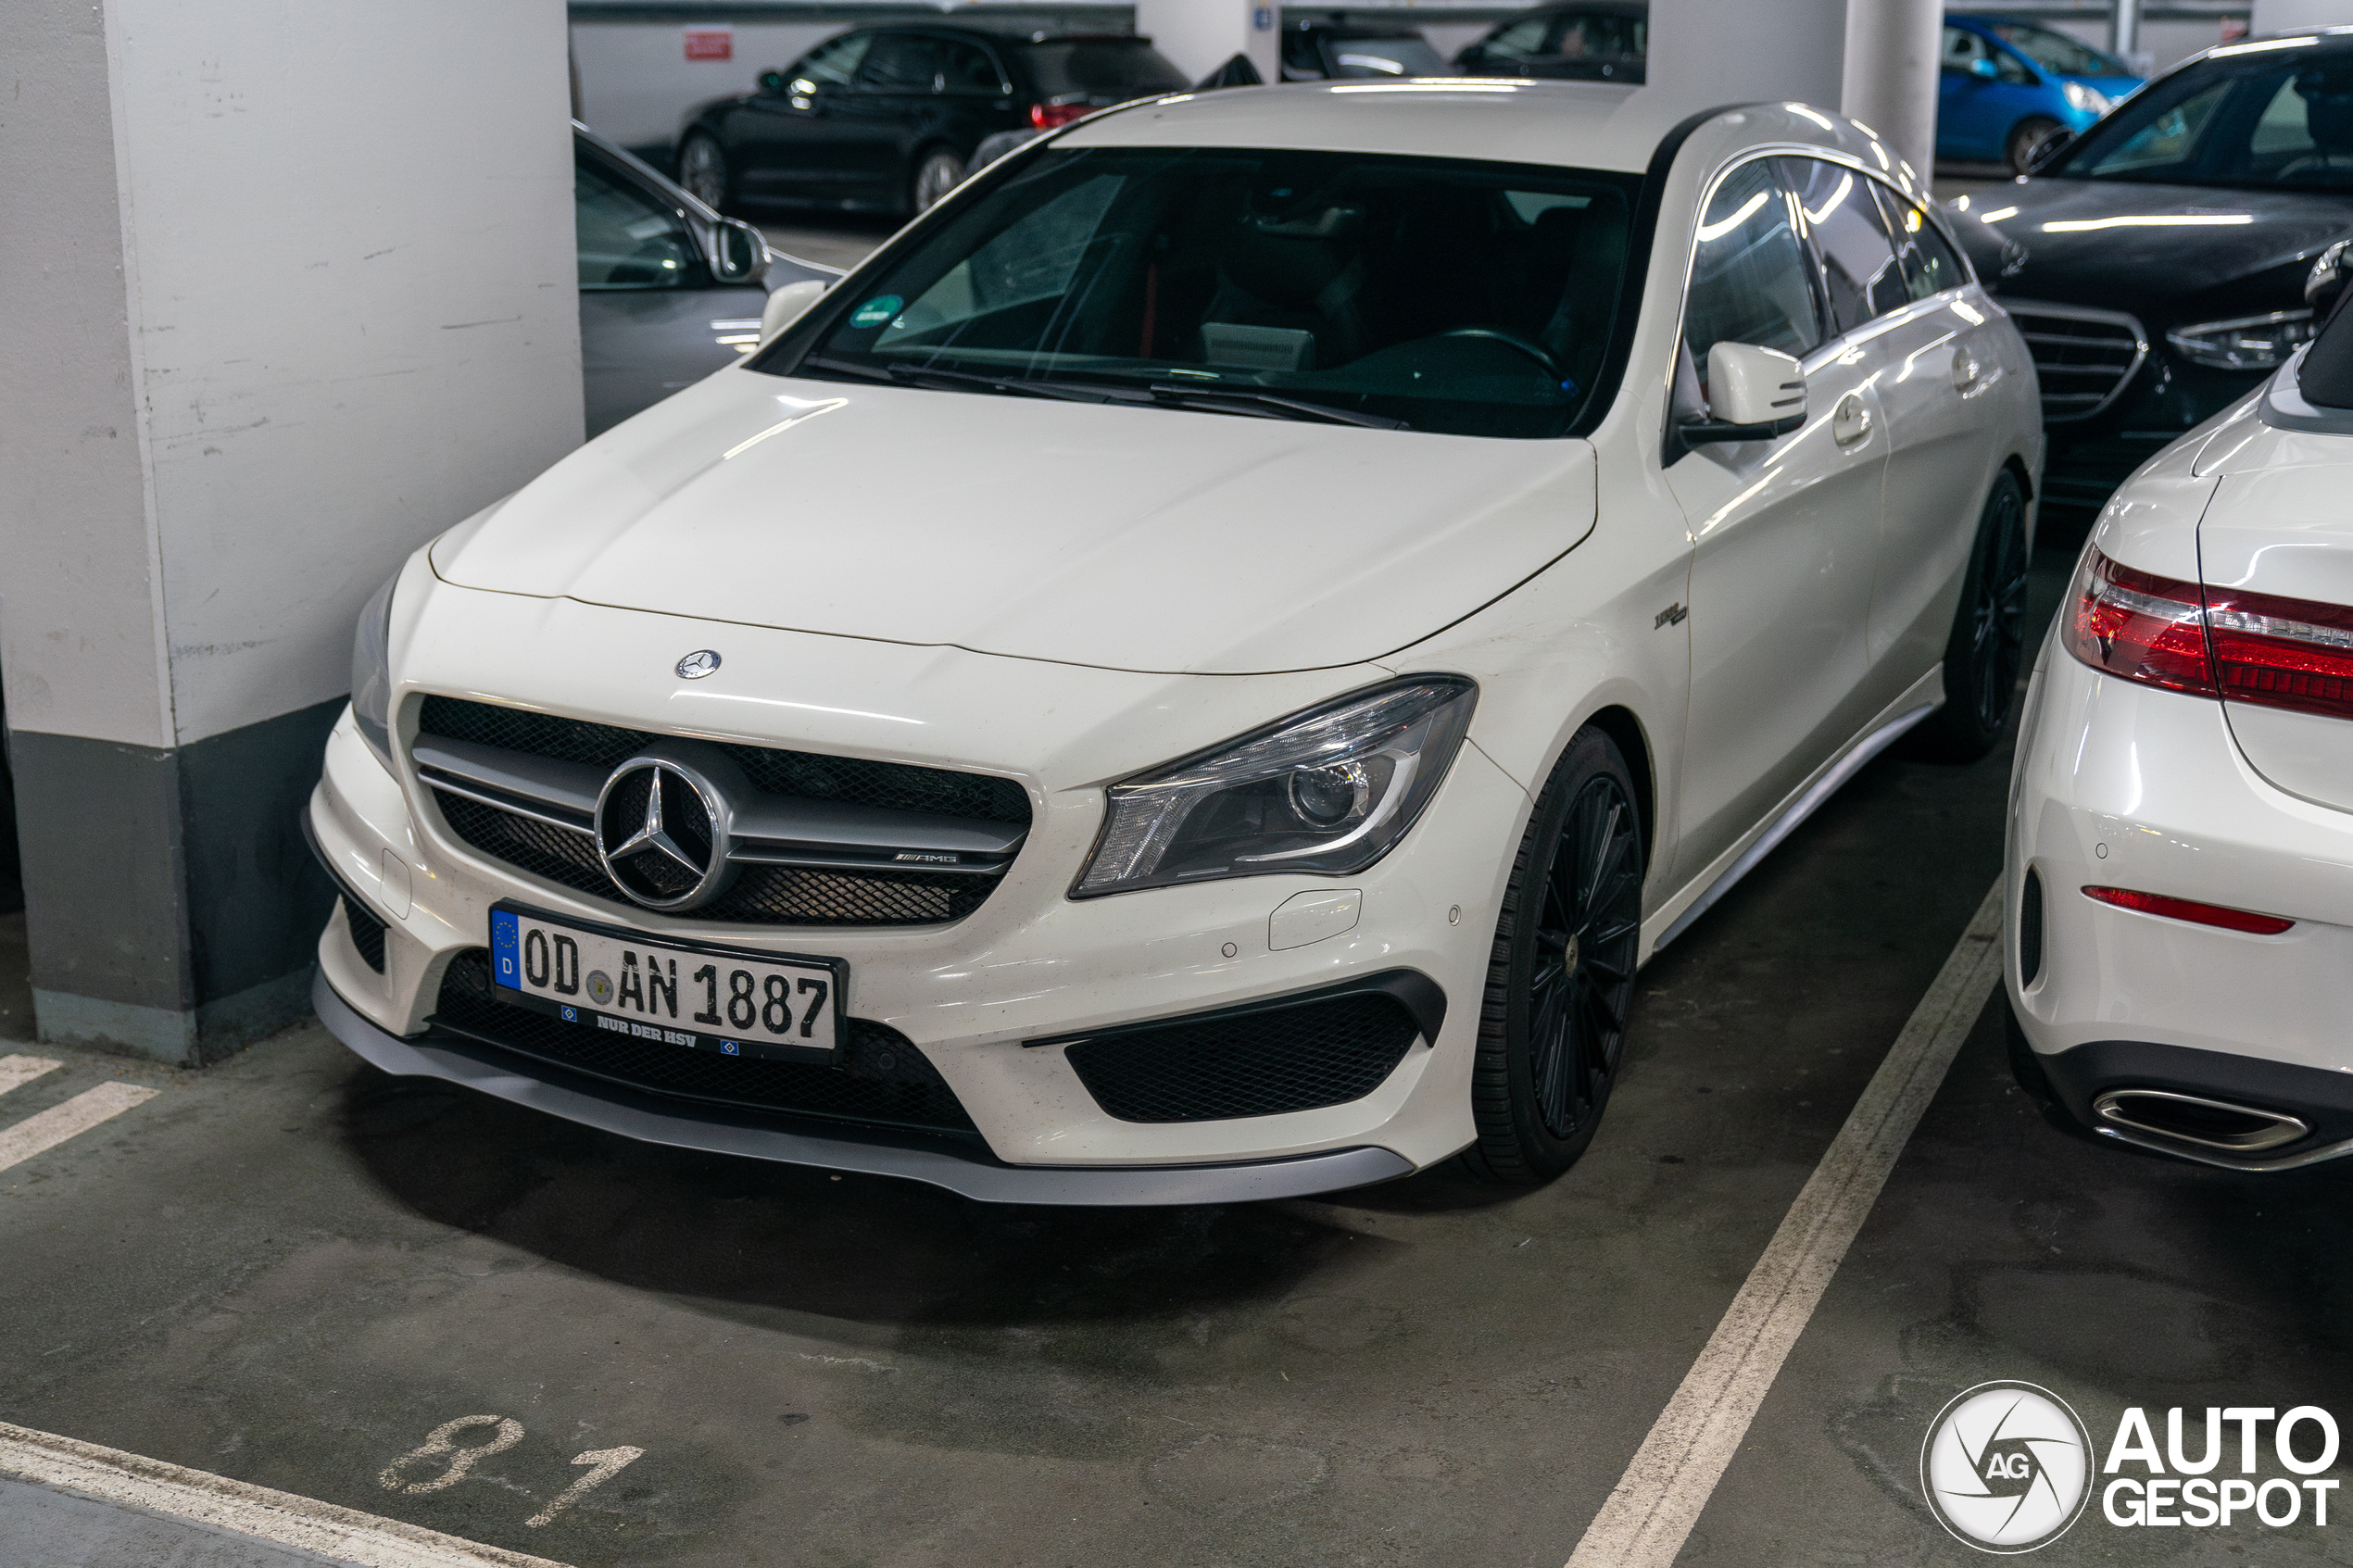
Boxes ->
[309,83,2042,1203]
[2007,296,2353,1172]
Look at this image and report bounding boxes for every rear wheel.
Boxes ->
[1463,728,1644,1185]
[2006,116,2064,174]
[1914,470,2030,762]
[910,148,965,214]
[677,133,730,211]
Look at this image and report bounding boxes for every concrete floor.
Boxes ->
[19,528,2338,1567]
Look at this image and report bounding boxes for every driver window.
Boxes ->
[1680,159,1824,382]
[788,32,871,94]
[575,159,695,290]
[1485,17,1550,59]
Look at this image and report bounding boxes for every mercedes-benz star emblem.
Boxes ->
[595,757,733,909]
[675,649,722,680]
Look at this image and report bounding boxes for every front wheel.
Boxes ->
[1913,470,2030,762]
[677,133,730,211]
[1463,727,1644,1185]
[910,148,966,215]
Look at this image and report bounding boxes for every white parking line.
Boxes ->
[0,1421,572,1568]
[1566,879,2005,1568]
[0,1082,161,1173]
[0,1054,61,1097]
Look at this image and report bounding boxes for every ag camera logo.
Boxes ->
[1921,1382,2094,1552]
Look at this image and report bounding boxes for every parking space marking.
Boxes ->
[0,1082,161,1174]
[1566,879,2004,1568]
[0,1421,573,1568]
[0,1055,61,1097]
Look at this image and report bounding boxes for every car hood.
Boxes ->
[431,370,1598,676]
[1969,179,2351,313]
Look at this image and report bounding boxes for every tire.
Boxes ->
[1912,470,2030,763]
[2006,117,2064,175]
[1462,727,1645,1185]
[910,148,966,215]
[677,133,730,211]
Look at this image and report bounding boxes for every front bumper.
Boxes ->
[312,971,1414,1204]
[2007,638,2353,1168]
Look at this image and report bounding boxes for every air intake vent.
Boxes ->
[344,896,388,974]
[2005,300,2147,425]
[2019,867,2045,988]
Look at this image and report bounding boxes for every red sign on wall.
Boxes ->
[685,28,733,61]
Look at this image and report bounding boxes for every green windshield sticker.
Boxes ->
[849,295,903,329]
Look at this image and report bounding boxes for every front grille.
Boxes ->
[343,897,388,973]
[1062,991,1421,1123]
[432,948,977,1135]
[418,696,1025,928]
[2007,301,2147,425]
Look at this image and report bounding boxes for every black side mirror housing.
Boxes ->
[758,70,787,94]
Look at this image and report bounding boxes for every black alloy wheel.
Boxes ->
[910,148,966,215]
[2007,116,2065,175]
[678,133,730,211]
[1915,470,2031,761]
[1464,727,1644,1184]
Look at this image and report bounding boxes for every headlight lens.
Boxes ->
[1072,676,1478,897]
[2061,80,2111,116]
[349,571,399,767]
[2166,309,2316,370]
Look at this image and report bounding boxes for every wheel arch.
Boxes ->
[1579,704,1657,876]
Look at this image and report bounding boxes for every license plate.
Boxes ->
[488,903,844,1065]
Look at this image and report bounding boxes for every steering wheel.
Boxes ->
[1435,326,1565,379]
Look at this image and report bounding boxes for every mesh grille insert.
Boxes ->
[416,695,1024,927]
[433,948,977,1135]
[344,897,388,974]
[1063,991,1420,1123]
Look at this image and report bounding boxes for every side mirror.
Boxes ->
[2308,238,2352,310]
[760,278,830,344]
[710,218,769,282]
[1969,56,1998,79]
[758,70,787,94]
[1702,341,1805,429]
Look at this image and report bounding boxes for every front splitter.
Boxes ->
[311,972,1417,1206]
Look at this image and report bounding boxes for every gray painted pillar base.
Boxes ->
[17,700,341,1068]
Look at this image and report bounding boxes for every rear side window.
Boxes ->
[861,34,947,91]
[1780,157,1906,332]
[940,40,1003,93]
[1019,40,1189,100]
[1681,158,1823,365]
[1872,186,1969,301]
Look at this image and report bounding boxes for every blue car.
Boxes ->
[1940,16,2143,172]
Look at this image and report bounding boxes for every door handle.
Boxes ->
[1952,344,1982,392]
[1831,392,1872,446]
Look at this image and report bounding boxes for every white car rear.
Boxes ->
[2008,307,2353,1168]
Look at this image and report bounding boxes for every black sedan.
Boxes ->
[675,26,1188,220]
[1453,2,1647,84]
[1951,27,2353,516]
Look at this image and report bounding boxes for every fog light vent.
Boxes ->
[2019,868,2045,987]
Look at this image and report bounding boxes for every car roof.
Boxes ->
[836,23,1157,47]
[1061,80,1774,174]
[1511,1,1648,18]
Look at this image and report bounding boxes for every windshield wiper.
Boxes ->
[1146,384,1408,431]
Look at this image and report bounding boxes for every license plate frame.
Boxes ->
[487,901,846,1066]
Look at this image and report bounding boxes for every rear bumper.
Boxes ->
[2038,1037,2353,1172]
[311,970,1417,1206]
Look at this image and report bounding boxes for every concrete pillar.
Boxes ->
[1133,0,1279,86]
[0,0,585,1063]
[1842,0,1944,182]
[2251,0,2353,31]
[2112,0,2145,60]
[1646,0,1847,122]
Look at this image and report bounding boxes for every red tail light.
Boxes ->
[2061,547,2216,696]
[2082,884,2295,935]
[2203,581,2353,721]
[1029,99,1093,130]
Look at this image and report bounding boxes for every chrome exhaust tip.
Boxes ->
[2093,1087,2310,1155]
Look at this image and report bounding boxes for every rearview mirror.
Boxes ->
[710,218,768,282]
[760,278,830,344]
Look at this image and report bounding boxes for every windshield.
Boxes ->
[1327,35,1446,77]
[1986,21,2124,78]
[1019,40,1189,100]
[2054,42,2353,190]
[765,146,1639,439]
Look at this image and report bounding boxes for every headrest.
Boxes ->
[2299,67,2353,153]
